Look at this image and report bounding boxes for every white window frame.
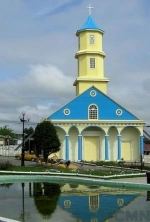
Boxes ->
[90,34,95,44]
[88,104,98,119]
[90,58,95,69]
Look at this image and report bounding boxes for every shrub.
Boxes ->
[0,161,13,170]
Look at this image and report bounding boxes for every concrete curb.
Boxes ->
[0,174,150,190]
[0,170,146,179]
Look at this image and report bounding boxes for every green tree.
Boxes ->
[34,120,61,161]
[34,183,61,218]
[24,127,34,137]
[0,125,16,145]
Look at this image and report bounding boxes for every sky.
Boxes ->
[0,0,150,133]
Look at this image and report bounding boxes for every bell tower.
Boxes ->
[73,4,109,96]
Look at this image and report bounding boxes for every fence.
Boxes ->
[0,145,20,157]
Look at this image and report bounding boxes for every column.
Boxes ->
[105,135,109,160]
[78,135,82,160]
[140,135,144,154]
[65,135,69,160]
[117,135,121,160]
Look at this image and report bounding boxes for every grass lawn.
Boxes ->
[0,161,146,178]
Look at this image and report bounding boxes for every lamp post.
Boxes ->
[19,111,30,166]
[20,183,25,222]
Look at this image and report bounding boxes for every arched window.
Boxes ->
[89,104,98,119]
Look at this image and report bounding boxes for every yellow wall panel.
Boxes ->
[84,136,98,161]
[77,81,107,95]
[121,141,131,161]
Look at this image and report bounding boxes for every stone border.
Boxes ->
[0,174,150,190]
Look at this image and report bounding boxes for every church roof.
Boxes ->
[76,15,104,35]
[58,193,138,221]
[47,86,141,121]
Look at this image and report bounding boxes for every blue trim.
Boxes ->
[105,135,109,160]
[65,135,69,160]
[48,86,140,121]
[140,135,144,154]
[78,135,82,160]
[117,135,121,160]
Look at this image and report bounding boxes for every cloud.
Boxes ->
[37,0,83,17]
[0,64,74,129]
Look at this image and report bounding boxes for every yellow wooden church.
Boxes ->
[47,8,145,162]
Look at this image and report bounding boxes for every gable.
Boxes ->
[58,193,138,221]
[47,86,140,121]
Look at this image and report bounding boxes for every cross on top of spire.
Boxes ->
[86,4,94,15]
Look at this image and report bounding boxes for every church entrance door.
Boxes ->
[121,141,131,161]
[84,136,98,161]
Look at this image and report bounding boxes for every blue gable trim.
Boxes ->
[47,86,139,121]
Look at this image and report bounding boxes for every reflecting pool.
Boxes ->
[0,181,150,222]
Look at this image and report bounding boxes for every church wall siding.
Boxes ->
[121,127,140,161]
[54,125,142,162]
[108,128,118,161]
[78,55,87,77]
[99,132,105,160]
[69,128,78,161]
[56,128,66,160]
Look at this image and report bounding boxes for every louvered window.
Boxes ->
[89,104,98,119]
[90,58,95,69]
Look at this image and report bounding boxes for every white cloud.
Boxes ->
[0,64,74,131]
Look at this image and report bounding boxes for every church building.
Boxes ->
[47,8,145,162]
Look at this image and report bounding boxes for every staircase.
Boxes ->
[14,133,34,151]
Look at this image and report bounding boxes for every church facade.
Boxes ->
[47,15,145,162]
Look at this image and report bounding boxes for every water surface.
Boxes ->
[0,182,149,222]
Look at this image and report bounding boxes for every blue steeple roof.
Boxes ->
[77,15,103,34]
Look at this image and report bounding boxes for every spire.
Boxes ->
[76,15,103,36]
[80,15,100,30]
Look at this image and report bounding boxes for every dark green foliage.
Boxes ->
[0,125,16,138]
[0,183,13,188]
[24,127,34,137]
[34,183,61,218]
[0,161,13,170]
[34,120,61,161]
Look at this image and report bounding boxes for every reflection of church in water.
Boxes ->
[31,182,139,222]
[58,183,138,222]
